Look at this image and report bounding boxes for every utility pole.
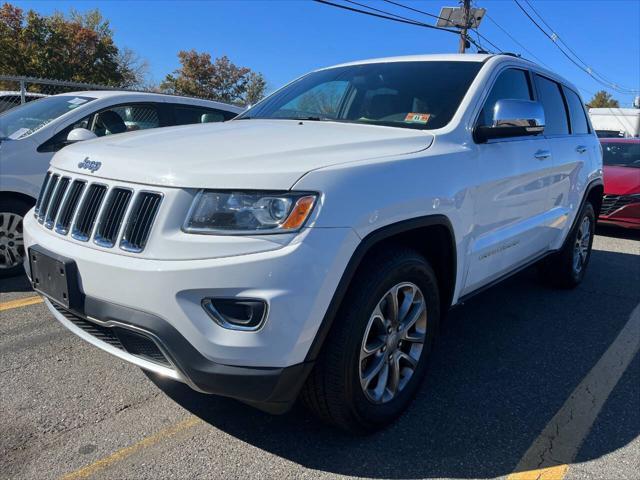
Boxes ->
[458,0,471,53]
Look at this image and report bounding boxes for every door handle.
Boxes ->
[576,145,588,154]
[534,150,552,160]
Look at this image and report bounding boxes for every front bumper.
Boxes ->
[24,212,360,408]
[43,295,313,413]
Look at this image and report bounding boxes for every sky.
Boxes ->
[11,0,640,106]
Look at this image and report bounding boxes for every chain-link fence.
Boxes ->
[0,75,123,113]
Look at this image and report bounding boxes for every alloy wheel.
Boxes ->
[0,212,25,270]
[359,282,427,404]
[573,215,592,274]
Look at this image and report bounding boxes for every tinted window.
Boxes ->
[535,75,569,136]
[240,61,483,130]
[93,104,160,137]
[601,142,640,168]
[478,69,532,126]
[563,87,589,134]
[173,105,232,125]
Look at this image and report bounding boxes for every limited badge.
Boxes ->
[404,113,431,124]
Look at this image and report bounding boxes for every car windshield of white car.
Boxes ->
[237,61,483,130]
[602,142,640,169]
[0,95,96,140]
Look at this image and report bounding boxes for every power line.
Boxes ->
[484,13,549,68]
[522,0,637,93]
[313,0,488,52]
[513,0,638,95]
[312,0,459,35]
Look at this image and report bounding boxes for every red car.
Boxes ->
[598,138,640,229]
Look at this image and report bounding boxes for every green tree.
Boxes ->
[161,50,267,105]
[587,90,620,108]
[0,3,146,87]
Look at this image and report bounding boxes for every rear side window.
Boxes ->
[172,105,234,125]
[478,68,532,126]
[535,75,569,136]
[563,87,590,134]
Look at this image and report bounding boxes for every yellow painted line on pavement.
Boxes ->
[0,295,43,312]
[60,416,203,480]
[507,304,640,480]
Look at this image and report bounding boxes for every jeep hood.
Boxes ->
[52,120,434,190]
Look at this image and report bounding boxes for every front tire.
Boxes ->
[540,201,596,289]
[302,248,440,433]
[0,197,32,278]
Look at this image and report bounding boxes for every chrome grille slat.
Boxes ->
[34,172,52,217]
[35,172,161,253]
[44,177,70,229]
[120,192,162,253]
[72,184,108,241]
[56,180,86,235]
[37,174,59,223]
[94,188,133,248]
[601,194,638,216]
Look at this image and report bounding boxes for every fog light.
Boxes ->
[201,298,267,331]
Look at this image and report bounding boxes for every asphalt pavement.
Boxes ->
[1,227,638,480]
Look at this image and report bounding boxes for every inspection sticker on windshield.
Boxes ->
[8,128,30,139]
[405,113,431,124]
[67,97,88,106]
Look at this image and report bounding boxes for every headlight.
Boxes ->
[183,190,318,234]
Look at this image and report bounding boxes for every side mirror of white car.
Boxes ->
[67,128,98,143]
[474,99,545,143]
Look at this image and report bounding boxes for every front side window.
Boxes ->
[535,75,569,136]
[601,142,640,168]
[93,104,160,137]
[563,87,589,134]
[478,68,532,126]
[38,115,92,153]
[239,61,483,130]
[0,95,95,140]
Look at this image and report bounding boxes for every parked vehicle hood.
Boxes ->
[52,120,434,190]
[604,166,640,195]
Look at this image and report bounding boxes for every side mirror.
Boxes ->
[474,99,545,143]
[66,128,97,143]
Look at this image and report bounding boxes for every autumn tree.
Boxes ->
[587,90,620,108]
[0,3,146,87]
[161,50,266,105]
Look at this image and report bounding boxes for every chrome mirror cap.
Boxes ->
[475,99,545,142]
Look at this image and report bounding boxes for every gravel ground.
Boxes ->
[1,226,638,480]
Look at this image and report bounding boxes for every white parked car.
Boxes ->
[0,91,243,276]
[23,54,602,432]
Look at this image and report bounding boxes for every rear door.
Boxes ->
[167,104,237,126]
[534,76,595,247]
[463,67,554,294]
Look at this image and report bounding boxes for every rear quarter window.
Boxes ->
[563,87,590,135]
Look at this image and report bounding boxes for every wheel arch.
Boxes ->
[0,190,37,208]
[305,214,457,362]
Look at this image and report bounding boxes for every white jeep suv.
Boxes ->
[23,54,603,433]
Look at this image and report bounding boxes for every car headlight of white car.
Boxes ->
[183,190,317,234]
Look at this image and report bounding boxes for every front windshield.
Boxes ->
[0,95,95,140]
[602,142,640,168]
[239,61,483,130]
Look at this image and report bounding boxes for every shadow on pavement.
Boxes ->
[596,224,640,241]
[0,272,33,294]
[150,247,640,479]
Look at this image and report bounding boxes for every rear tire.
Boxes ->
[540,201,595,289]
[0,197,32,279]
[301,248,440,434]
